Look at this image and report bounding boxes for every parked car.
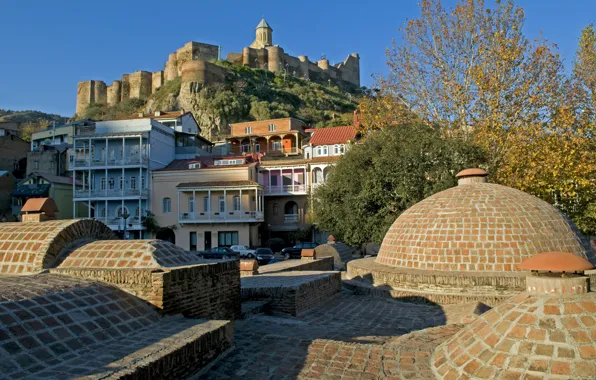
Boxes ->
[267,256,286,265]
[197,247,240,260]
[230,245,257,258]
[254,248,274,265]
[280,242,318,259]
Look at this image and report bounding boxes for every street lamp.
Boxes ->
[121,210,130,240]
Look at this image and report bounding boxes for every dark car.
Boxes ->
[197,247,240,260]
[254,248,274,265]
[280,242,318,259]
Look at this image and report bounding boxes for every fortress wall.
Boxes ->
[129,71,153,99]
[256,48,268,68]
[266,46,283,72]
[76,80,108,115]
[226,52,243,65]
[107,80,122,106]
[121,74,130,101]
[165,53,178,81]
[336,54,360,87]
[93,81,107,105]
[189,42,219,61]
[152,71,164,93]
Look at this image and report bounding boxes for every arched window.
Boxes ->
[163,198,171,213]
[334,144,339,154]
[233,195,241,211]
[323,167,330,181]
[313,167,324,184]
[317,147,322,156]
[116,206,129,218]
[284,201,298,215]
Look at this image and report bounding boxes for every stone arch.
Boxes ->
[312,167,324,184]
[0,219,116,274]
[156,228,176,244]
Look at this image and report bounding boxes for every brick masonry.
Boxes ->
[258,256,334,274]
[432,290,596,379]
[52,259,241,320]
[0,273,233,379]
[0,220,115,274]
[376,183,594,272]
[241,271,341,316]
[347,257,524,306]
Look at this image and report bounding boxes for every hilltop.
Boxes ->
[0,109,68,125]
[78,61,363,140]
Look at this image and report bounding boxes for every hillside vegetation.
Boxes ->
[0,109,69,142]
[78,61,363,139]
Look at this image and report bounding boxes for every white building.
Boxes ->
[70,111,212,239]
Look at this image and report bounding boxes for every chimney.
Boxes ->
[20,198,59,223]
[154,111,162,117]
[519,251,594,295]
[239,259,259,276]
[327,235,336,245]
[455,168,488,186]
[301,249,316,261]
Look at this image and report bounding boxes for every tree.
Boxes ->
[384,0,564,172]
[312,124,485,246]
[20,119,52,142]
[374,0,596,235]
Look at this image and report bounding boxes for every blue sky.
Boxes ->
[0,0,593,117]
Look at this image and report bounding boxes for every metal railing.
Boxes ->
[74,189,149,198]
[284,214,300,223]
[264,184,307,194]
[179,211,264,222]
[73,156,148,167]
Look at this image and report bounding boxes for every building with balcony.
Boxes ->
[30,119,90,151]
[227,118,307,156]
[71,118,176,238]
[151,156,263,251]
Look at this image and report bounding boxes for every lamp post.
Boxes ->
[121,211,130,240]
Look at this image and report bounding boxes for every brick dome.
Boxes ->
[0,220,116,274]
[376,181,593,272]
[433,290,596,378]
[58,240,206,269]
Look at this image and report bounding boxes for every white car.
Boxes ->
[230,245,256,258]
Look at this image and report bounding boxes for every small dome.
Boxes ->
[433,290,596,378]
[519,251,594,272]
[376,181,594,272]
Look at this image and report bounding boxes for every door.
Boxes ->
[205,231,212,250]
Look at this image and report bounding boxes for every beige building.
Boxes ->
[151,156,264,251]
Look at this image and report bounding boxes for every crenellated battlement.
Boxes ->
[75,19,360,116]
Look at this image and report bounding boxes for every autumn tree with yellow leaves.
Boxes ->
[358,0,596,233]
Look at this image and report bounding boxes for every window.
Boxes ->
[306,152,310,159]
[135,207,140,217]
[190,232,197,251]
[119,176,124,189]
[244,126,252,134]
[340,145,345,153]
[271,141,282,151]
[101,208,109,217]
[219,196,225,213]
[214,159,243,166]
[34,161,39,170]
[270,175,278,186]
[141,176,145,189]
[163,197,171,213]
[317,147,322,156]
[273,203,278,216]
[108,177,115,190]
[130,176,136,190]
[13,161,19,170]
[254,144,260,153]
[188,163,200,169]
[189,197,195,213]
[323,146,328,155]
[218,231,239,247]
[241,144,251,153]
[233,195,241,211]
[334,144,339,154]
[203,196,210,212]
[100,177,106,190]
[116,206,129,218]
[268,124,276,132]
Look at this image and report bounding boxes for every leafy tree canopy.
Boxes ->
[312,124,486,246]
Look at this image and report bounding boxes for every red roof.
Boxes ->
[309,126,357,146]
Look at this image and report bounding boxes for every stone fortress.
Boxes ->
[76,19,361,116]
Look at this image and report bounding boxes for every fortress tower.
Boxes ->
[250,18,272,49]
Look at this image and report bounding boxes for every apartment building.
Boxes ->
[151,156,263,250]
[12,173,78,220]
[227,118,308,156]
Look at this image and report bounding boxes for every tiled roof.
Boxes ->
[154,157,256,172]
[309,126,357,146]
[21,198,59,215]
[177,180,261,188]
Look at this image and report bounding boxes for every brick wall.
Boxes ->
[51,260,241,320]
[259,256,334,274]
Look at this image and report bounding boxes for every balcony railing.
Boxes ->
[73,156,148,168]
[95,217,142,227]
[284,214,300,223]
[179,211,264,223]
[264,184,307,195]
[74,189,149,198]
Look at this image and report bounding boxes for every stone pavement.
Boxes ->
[201,291,465,379]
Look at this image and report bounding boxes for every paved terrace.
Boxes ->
[202,291,474,379]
